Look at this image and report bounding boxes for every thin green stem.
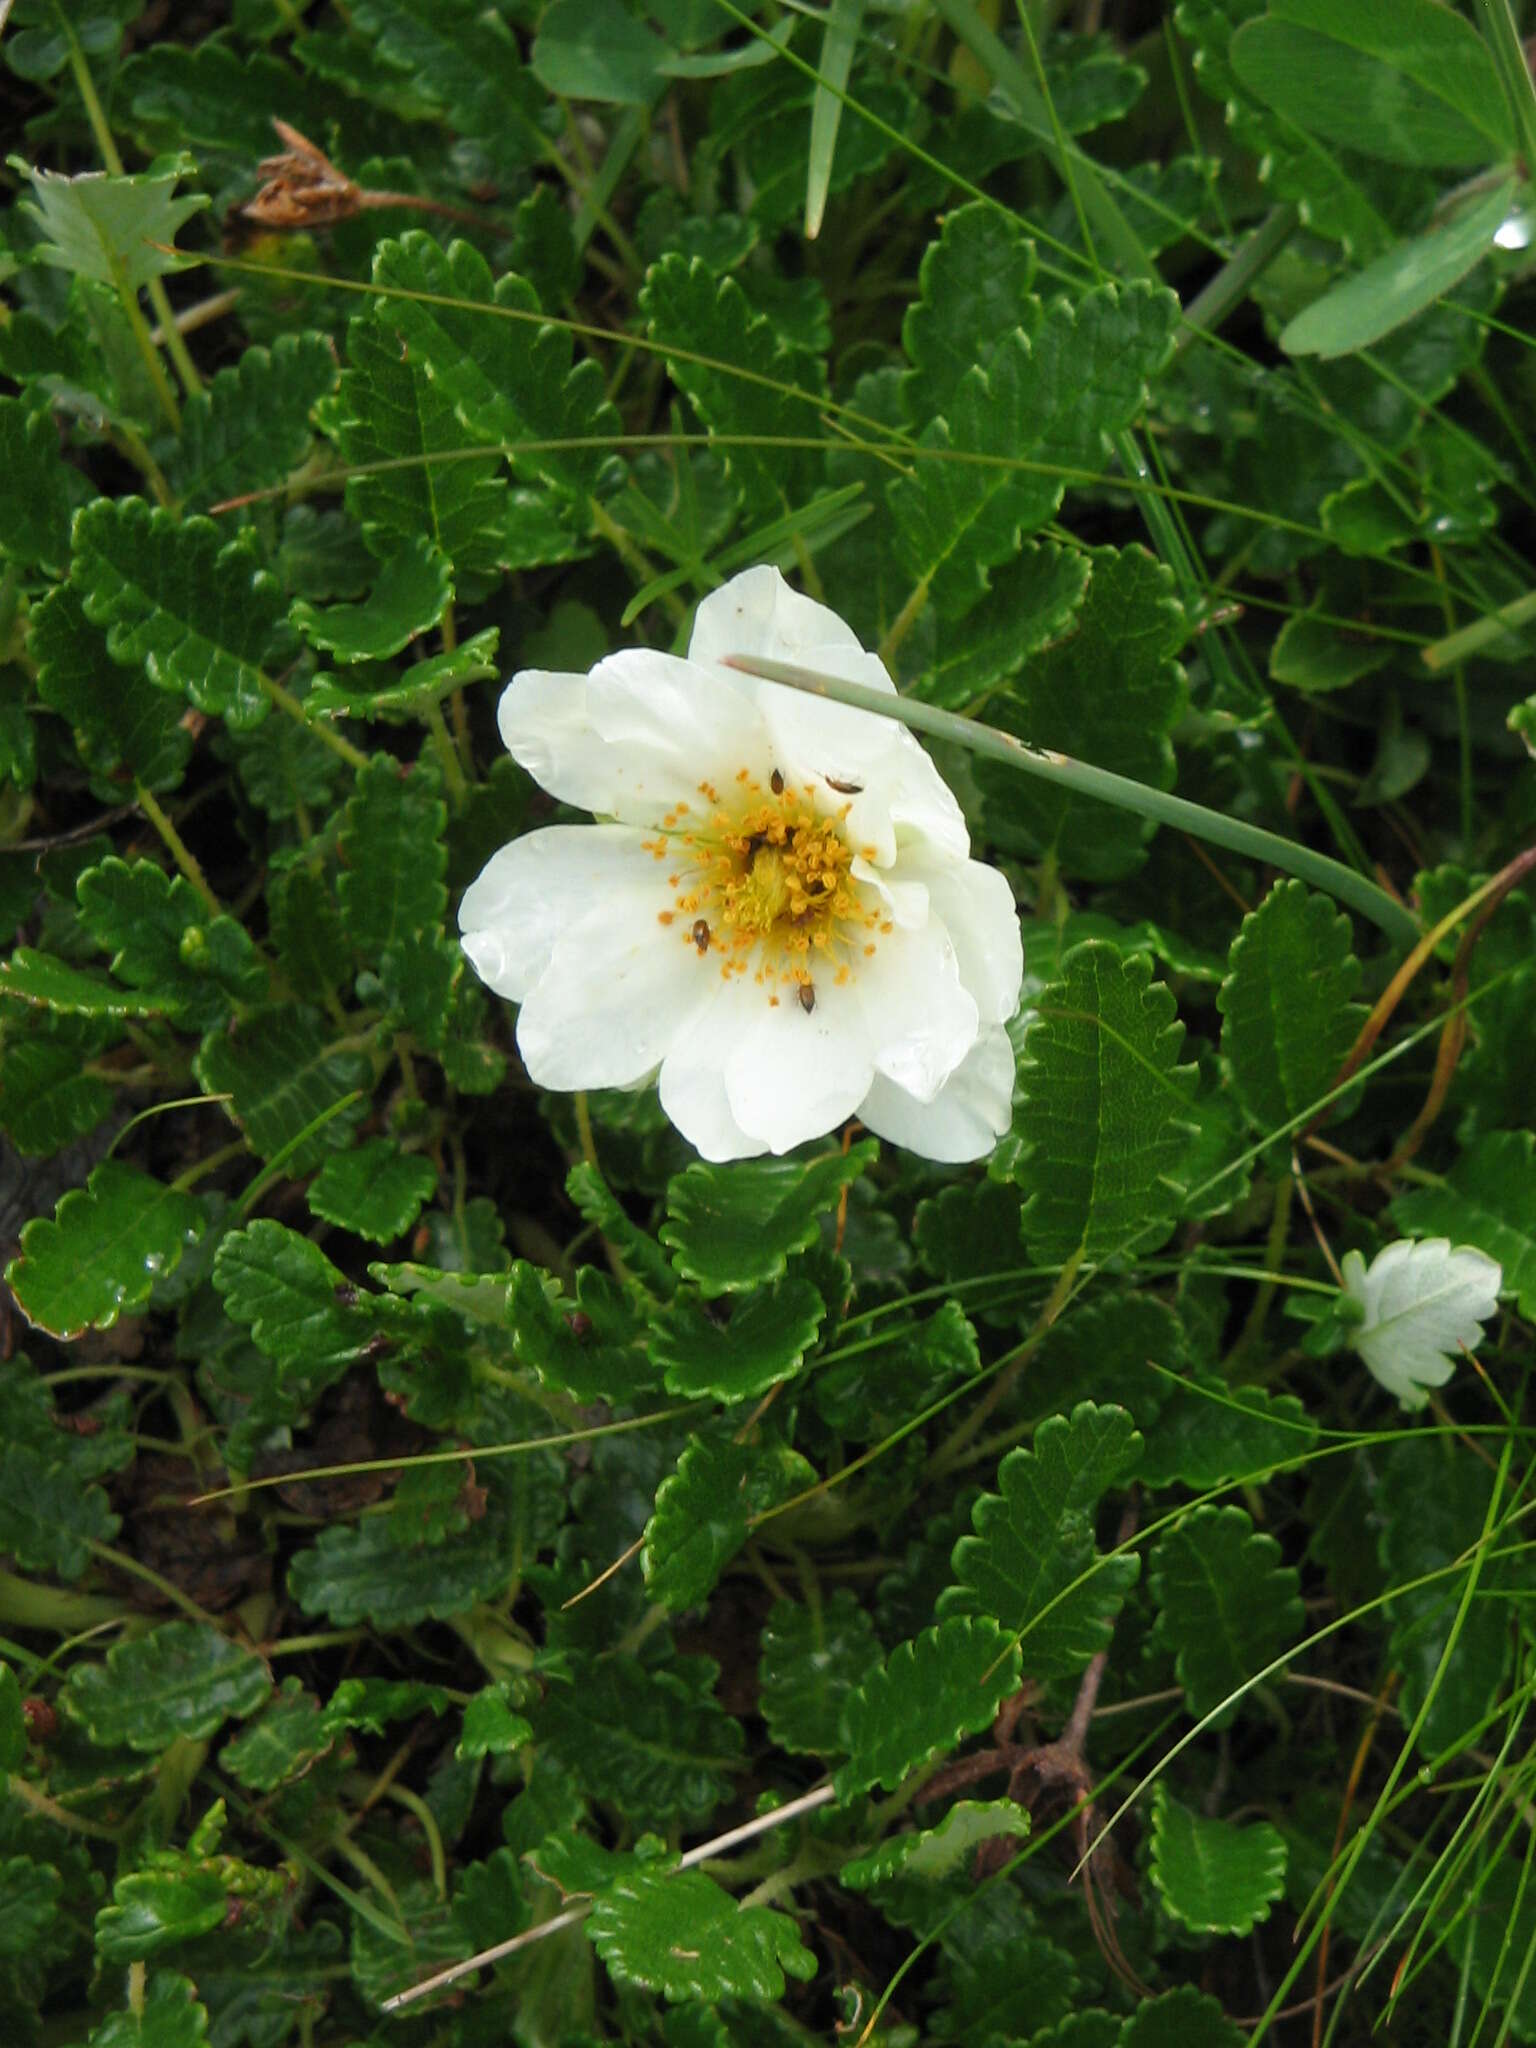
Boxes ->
[260,674,371,770]
[378,1784,448,1899]
[422,701,468,804]
[147,278,204,401]
[3,1771,123,1841]
[135,783,221,916]
[0,1570,127,1635]
[723,653,1421,948]
[1175,205,1299,352]
[87,1541,217,1625]
[114,274,182,433]
[1422,586,1536,670]
[61,12,204,404]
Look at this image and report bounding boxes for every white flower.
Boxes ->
[459,567,1024,1163]
[1341,1237,1503,1411]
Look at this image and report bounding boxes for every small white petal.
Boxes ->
[852,860,930,930]
[459,825,663,1001]
[516,920,710,1092]
[858,1026,1016,1163]
[723,974,876,1152]
[688,564,873,674]
[657,1058,766,1162]
[855,916,980,1102]
[1342,1238,1503,1411]
[900,856,1023,1026]
[497,649,764,824]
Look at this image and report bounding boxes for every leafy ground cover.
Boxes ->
[1,1,1535,2043]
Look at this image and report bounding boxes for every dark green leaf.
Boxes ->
[1139,1381,1317,1489]
[0,946,172,1017]
[212,1219,379,1402]
[651,1276,824,1401]
[758,1591,882,1757]
[643,1435,816,1610]
[368,231,621,507]
[71,499,288,730]
[1218,881,1366,1142]
[917,543,1092,708]
[901,200,1040,429]
[641,254,825,524]
[1269,606,1394,693]
[87,1969,210,2044]
[349,0,553,188]
[661,1143,875,1295]
[1026,1293,1184,1429]
[288,1507,513,1628]
[0,396,72,570]
[837,1616,1022,1799]
[96,1870,228,1964]
[1149,1785,1287,1935]
[0,1432,120,1579]
[890,286,1178,619]
[1149,1505,1304,1725]
[306,1139,438,1244]
[565,1159,677,1297]
[1392,1130,1536,1318]
[979,546,1186,878]
[842,1799,1031,1891]
[167,332,337,513]
[62,1622,269,1752]
[528,1658,745,1824]
[76,856,261,1025]
[1007,944,1197,1263]
[532,0,667,104]
[267,866,347,1003]
[507,1261,658,1403]
[336,753,447,959]
[220,1679,340,1791]
[317,288,507,576]
[194,1004,371,1173]
[457,1683,534,1759]
[5,0,142,83]
[1376,1434,1511,1755]
[0,1665,22,1773]
[0,1018,114,1156]
[309,625,501,725]
[1120,1988,1244,2048]
[587,1866,816,2002]
[292,537,452,662]
[31,583,192,794]
[7,1161,206,1339]
[944,1402,1142,1678]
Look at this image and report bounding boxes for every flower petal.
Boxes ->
[899,856,1023,1025]
[497,649,765,824]
[855,915,980,1102]
[515,911,712,1093]
[858,1026,1016,1163]
[459,824,661,1002]
[688,566,966,854]
[753,645,970,867]
[688,564,873,675]
[716,971,876,1152]
[658,1058,765,1162]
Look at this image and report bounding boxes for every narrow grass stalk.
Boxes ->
[721,653,1422,948]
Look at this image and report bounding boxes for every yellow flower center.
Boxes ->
[643,768,892,1009]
